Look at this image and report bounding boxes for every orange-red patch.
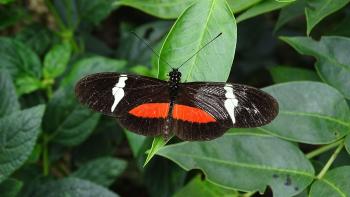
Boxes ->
[173,104,216,123]
[129,103,169,118]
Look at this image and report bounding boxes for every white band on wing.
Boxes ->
[111,74,128,112]
[224,84,239,124]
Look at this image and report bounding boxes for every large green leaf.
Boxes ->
[0,37,42,95]
[0,105,45,183]
[43,57,126,146]
[236,0,291,23]
[281,36,350,99]
[305,0,350,35]
[157,132,314,196]
[262,82,350,144]
[43,42,72,79]
[158,0,236,82]
[116,0,195,19]
[72,157,127,187]
[227,0,262,13]
[268,66,320,83]
[173,176,238,197]
[0,178,23,197]
[32,177,118,197]
[0,70,20,118]
[309,166,350,196]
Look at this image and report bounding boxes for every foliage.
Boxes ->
[0,0,349,196]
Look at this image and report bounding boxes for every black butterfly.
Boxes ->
[75,33,278,141]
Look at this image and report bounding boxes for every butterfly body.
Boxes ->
[75,68,278,141]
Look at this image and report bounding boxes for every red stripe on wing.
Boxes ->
[173,104,216,123]
[129,103,169,118]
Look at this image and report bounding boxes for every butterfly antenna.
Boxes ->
[131,31,174,69]
[178,32,222,69]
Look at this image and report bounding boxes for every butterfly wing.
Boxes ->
[173,82,278,140]
[75,72,170,136]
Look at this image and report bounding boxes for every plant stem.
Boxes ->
[44,0,66,31]
[316,141,344,179]
[43,134,50,176]
[306,140,343,159]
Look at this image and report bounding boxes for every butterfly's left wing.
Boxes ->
[172,82,278,141]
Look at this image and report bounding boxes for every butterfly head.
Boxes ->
[169,68,182,84]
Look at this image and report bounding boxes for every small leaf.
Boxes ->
[0,37,42,94]
[158,0,237,82]
[0,70,20,118]
[236,0,291,23]
[72,157,127,187]
[144,136,171,166]
[43,42,72,79]
[262,82,350,144]
[0,105,45,183]
[268,66,320,83]
[116,0,195,19]
[281,36,350,99]
[43,57,126,146]
[305,0,350,35]
[345,135,350,155]
[309,166,350,196]
[0,178,23,197]
[173,176,238,197]
[15,75,42,95]
[157,132,314,196]
[227,0,263,13]
[32,177,119,197]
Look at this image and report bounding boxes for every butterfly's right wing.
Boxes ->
[75,72,170,136]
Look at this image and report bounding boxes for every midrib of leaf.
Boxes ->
[279,111,350,127]
[317,178,346,197]
[159,151,314,177]
[184,0,215,82]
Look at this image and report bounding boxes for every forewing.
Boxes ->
[75,72,169,136]
[174,82,278,140]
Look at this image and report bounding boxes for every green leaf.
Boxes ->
[72,157,127,187]
[268,66,320,83]
[309,166,350,196]
[0,0,14,4]
[0,105,45,183]
[116,0,195,19]
[43,42,72,79]
[32,177,119,197]
[274,0,306,32]
[305,0,350,35]
[15,75,42,95]
[0,70,20,118]
[43,57,126,146]
[227,0,263,13]
[144,157,187,197]
[262,82,350,144]
[124,130,147,157]
[345,135,350,155]
[173,176,238,197]
[158,0,237,82]
[15,24,56,56]
[281,36,350,99]
[0,178,23,197]
[236,0,291,23]
[0,37,42,94]
[156,132,314,196]
[144,136,171,166]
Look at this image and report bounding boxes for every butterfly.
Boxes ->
[75,33,278,141]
